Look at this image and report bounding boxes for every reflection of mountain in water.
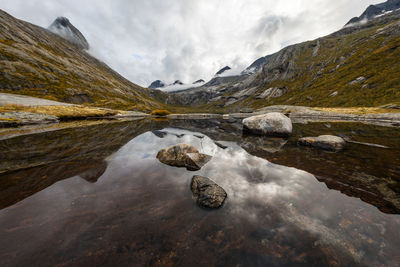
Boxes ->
[0,119,398,214]
[0,125,398,266]
[166,119,400,214]
[79,160,108,183]
[0,119,165,209]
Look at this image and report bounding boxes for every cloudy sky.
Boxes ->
[0,0,381,87]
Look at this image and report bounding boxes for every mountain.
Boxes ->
[167,4,400,110]
[241,55,271,75]
[0,10,165,111]
[346,0,400,26]
[193,79,205,84]
[172,80,183,85]
[215,66,231,76]
[148,80,165,89]
[48,17,89,50]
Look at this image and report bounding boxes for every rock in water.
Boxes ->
[152,130,168,138]
[156,144,212,171]
[242,112,292,137]
[191,175,227,208]
[298,135,346,151]
[157,144,198,167]
[185,153,212,171]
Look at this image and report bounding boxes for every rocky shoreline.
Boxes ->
[168,106,400,127]
[2,103,399,129]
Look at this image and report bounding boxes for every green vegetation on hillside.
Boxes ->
[234,19,400,109]
[0,10,167,112]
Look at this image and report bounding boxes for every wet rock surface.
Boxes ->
[190,175,227,208]
[243,112,292,136]
[298,135,346,151]
[156,144,212,171]
[185,153,212,171]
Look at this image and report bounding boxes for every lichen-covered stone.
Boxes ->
[156,144,212,171]
[185,153,212,171]
[191,175,227,208]
[243,112,292,137]
[298,135,346,151]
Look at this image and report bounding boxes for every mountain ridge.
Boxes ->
[166,6,400,110]
[346,0,400,26]
[0,9,166,111]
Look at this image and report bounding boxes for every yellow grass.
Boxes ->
[150,109,172,116]
[312,107,400,115]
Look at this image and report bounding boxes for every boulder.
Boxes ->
[329,91,338,97]
[190,175,227,208]
[298,135,346,151]
[156,144,212,171]
[349,76,366,85]
[242,112,292,137]
[185,153,212,171]
[152,130,168,138]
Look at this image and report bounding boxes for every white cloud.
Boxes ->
[0,0,383,87]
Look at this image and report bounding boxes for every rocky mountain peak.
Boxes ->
[172,80,184,85]
[241,56,271,75]
[148,80,166,89]
[193,79,205,84]
[215,66,231,76]
[345,0,400,26]
[48,17,89,50]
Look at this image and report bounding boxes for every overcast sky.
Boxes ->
[0,0,382,87]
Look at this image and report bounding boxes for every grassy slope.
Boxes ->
[203,16,400,111]
[1,9,399,115]
[0,10,168,112]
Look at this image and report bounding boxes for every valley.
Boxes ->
[1,1,400,266]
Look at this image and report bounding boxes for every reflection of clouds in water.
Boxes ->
[201,142,317,222]
[103,128,394,262]
[110,128,219,163]
[2,127,397,266]
[109,128,319,222]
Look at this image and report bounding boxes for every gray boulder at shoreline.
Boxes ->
[298,135,346,151]
[242,112,293,136]
[191,175,227,208]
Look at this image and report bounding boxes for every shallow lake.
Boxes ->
[0,119,399,266]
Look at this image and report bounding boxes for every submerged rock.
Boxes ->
[242,112,292,137]
[298,135,346,151]
[186,153,212,171]
[156,144,212,171]
[152,130,168,138]
[214,141,228,149]
[190,175,227,208]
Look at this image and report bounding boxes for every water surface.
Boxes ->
[0,119,399,266]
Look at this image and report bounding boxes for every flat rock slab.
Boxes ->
[0,112,59,127]
[191,175,227,208]
[242,112,292,137]
[298,135,346,151]
[156,144,212,171]
[0,93,73,106]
